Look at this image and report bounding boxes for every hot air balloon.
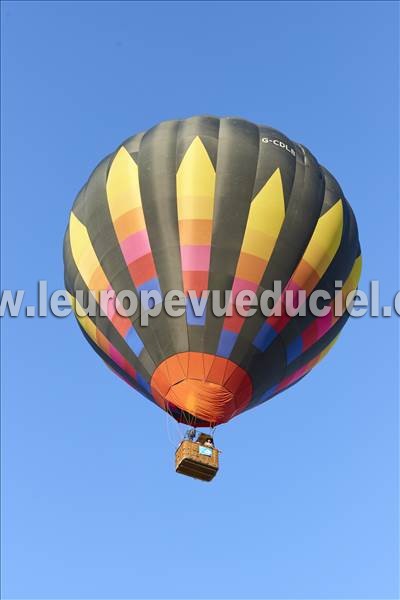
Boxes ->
[64,116,361,481]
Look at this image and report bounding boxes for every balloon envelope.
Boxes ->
[64,116,361,427]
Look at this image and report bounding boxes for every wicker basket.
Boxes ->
[175,440,219,482]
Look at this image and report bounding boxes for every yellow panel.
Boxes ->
[241,230,277,260]
[106,146,142,222]
[69,212,109,290]
[245,168,285,236]
[177,136,216,221]
[68,292,97,343]
[342,255,362,298]
[302,200,343,277]
[177,196,214,220]
[238,168,284,264]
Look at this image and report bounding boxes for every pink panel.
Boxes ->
[181,245,211,271]
[120,230,151,263]
[284,280,302,308]
[265,280,304,334]
[100,287,116,320]
[99,286,126,322]
[231,278,258,298]
[109,344,135,379]
[302,321,319,352]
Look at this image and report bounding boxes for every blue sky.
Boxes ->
[1,1,398,599]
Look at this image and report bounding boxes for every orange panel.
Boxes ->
[114,208,146,241]
[96,329,110,355]
[207,357,228,385]
[187,352,205,380]
[202,353,215,379]
[224,367,247,394]
[235,379,253,409]
[179,219,212,245]
[166,354,186,385]
[222,361,238,386]
[152,387,167,409]
[293,259,321,295]
[176,352,189,376]
[236,252,267,283]
[89,265,108,291]
[152,368,171,398]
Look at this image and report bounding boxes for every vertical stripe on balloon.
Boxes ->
[68,212,144,356]
[286,255,362,363]
[106,146,161,296]
[67,292,136,381]
[253,199,344,352]
[176,136,216,325]
[217,168,285,357]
